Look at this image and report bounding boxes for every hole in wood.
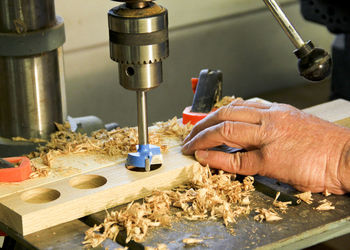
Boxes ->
[126,164,162,172]
[69,175,107,189]
[21,188,61,204]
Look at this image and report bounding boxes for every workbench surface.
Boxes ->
[2,99,350,249]
[16,179,350,250]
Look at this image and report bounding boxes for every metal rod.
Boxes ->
[262,0,305,49]
[136,90,148,145]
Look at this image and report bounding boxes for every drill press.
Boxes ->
[108,0,169,171]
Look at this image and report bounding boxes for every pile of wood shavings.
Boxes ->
[153,117,193,141]
[83,163,255,248]
[28,118,193,178]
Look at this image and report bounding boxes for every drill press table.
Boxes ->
[2,99,350,249]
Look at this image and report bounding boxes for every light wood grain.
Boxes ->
[1,98,350,236]
[0,146,198,235]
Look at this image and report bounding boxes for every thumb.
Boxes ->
[195,150,262,176]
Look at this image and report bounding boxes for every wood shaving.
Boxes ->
[145,244,168,250]
[254,208,282,222]
[182,238,203,245]
[12,136,47,143]
[153,117,193,141]
[214,96,240,108]
[315,199,335,211]
[295,191,313,204]
[27,118,192,178]
[272,192,291,213]
[323,189,331,197]
[83,163,255,248]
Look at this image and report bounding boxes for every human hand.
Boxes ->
[182,99,350,194]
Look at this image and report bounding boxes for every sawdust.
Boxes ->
[27,118,193,178]
[83,163,255,248]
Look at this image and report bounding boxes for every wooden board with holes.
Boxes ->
[1,98,350,236]
[0,132,180,200]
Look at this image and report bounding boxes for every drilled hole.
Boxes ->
[126,164,162,172]
[21,188,60,204]
[69,175,107,189]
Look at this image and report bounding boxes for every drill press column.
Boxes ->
[108,0,169,170]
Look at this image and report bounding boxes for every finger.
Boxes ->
[194,149,262,176]
[183,105,263,144]
[229,99,272,109]
[182,121,260,154]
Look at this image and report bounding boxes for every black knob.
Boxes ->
[294,41,332,82]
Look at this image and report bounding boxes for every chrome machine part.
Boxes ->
[108,1,168,90]
[108,0,168,170]
[262,0,332,81]
[0,0,66,140]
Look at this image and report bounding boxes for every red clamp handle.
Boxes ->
[0,156,32,182]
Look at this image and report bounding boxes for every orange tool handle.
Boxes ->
[0,156,31,182]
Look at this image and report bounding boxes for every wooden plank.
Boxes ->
[0,153,121,199]
[1,98,350,236]
[0,132,180,200]
[0,146,198,235]
[303,99,350,122]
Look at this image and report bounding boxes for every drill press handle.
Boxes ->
[263,0,332,82]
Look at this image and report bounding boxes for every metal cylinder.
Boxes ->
[108,2,169,90]
[0,0,66,139]
[137,91,148,145]
[118,62,163,90]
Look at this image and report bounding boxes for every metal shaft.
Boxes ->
[137,90,149,145]
[262,0,305,49]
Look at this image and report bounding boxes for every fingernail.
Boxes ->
[195,150,208,162]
